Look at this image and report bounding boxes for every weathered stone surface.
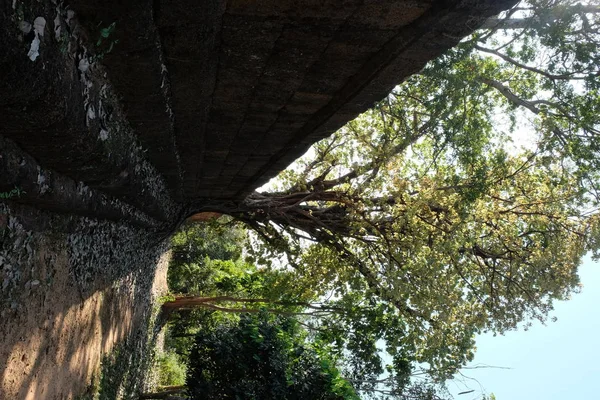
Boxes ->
[165,0,518,201]
[0,0,518,227]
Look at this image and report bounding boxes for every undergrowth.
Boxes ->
[156,351,187,387]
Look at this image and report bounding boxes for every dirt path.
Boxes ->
[0,205,170,399]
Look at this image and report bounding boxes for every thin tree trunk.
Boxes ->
[161,295,342,317]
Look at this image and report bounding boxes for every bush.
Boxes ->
[156,351,187,386]
[186,312,358,400]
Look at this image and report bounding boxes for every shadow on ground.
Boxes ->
[0,203,170,400]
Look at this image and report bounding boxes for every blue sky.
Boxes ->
[448,256,600,399]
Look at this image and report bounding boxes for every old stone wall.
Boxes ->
[1,0,517,227]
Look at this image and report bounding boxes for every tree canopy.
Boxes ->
[178,0,600,396]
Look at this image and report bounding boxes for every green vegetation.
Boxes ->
[168,221,246,295]
[187,312,359,400]
[155,352,187,387]
[87,294,164,400]
[157,1,600,398]
[159,225,362,399]
[207,0,600,381]
[0,186,24,199]
[96,339,152,400]
[93,21,119,61]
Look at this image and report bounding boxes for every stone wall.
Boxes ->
[0,0,517,227]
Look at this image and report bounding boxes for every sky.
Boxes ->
[448,256,600,400]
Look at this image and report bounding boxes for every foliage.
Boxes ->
[168,221,246,294]
[164,309,212,359]
[164,237,450,398]
[156,351,187,386]
[164,256,320,359]
[166,221,263,359]
[0,186,25,199]
[182,0,600,386]
[94,21,119,61]
[96,341,151,400]
[186,312,359,400]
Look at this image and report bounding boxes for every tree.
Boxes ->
[183,0,600,383]
[185,312,359,400]
[162,230,433,397]
[165,221,246,357]
[168,220,246,294]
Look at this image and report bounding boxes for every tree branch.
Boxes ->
[475,45,597,80]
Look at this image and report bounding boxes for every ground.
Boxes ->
[0,203,170,399]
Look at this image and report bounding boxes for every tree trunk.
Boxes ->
[160,295,342,318]
[162,295,231,310]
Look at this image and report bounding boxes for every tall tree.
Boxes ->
[185,0,600,382]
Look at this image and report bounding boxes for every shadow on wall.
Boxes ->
[0,203,170,400]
